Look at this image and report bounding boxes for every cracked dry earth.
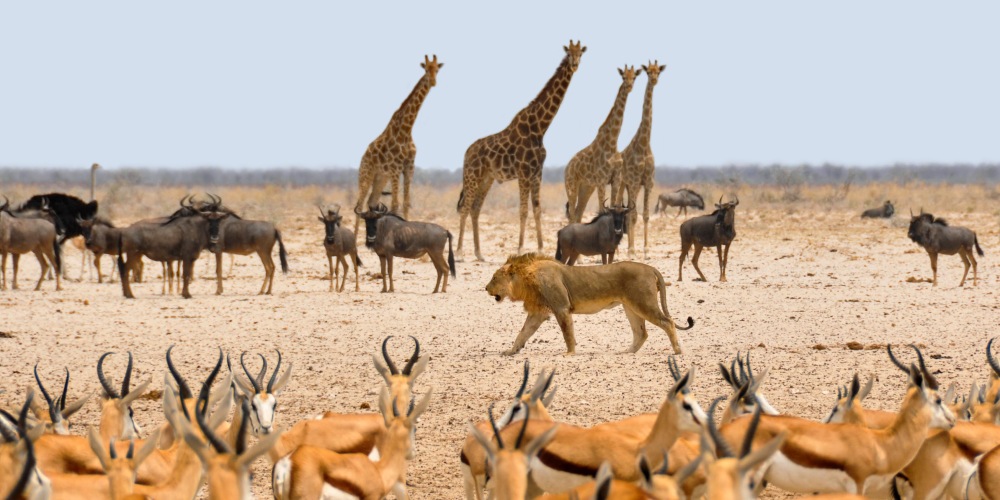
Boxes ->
[1,205,997,499]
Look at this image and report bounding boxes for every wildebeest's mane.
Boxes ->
[92,216,115,228]
[916,213,948,226]
[676,188,704,204]
[381,211,407,222]
[586,210,612,224]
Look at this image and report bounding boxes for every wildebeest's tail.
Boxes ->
[456,186,465,212]
[655,269,695,331]
[276,229,289,273]
[654,198,661,214]
[555,239,563,262]
[116,234,127,284]
[975,234,985,257]
[354,253,363,267]
[52,236,62,274]
[447,231,456,277]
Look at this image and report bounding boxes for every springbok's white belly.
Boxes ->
[320,484,361,500]
[368,446,380,461]
[529,456,592,494]
[765,452,893,494]
[272,456,292,500]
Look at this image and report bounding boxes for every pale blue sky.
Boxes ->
[2,2,998,170]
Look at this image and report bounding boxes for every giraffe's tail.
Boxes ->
[457,185,466,212]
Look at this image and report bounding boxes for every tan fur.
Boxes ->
[486,254,691,355]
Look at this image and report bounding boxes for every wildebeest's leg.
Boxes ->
[228,254,235,278]
[928,252,938,286]
[119,253,135,299]
[968,245,979,286]
[46,247,61,291]
[429,249,447,293]
[180,259,194,299]
[12,254,20,290]
[378,255,388,293]
[691,243,708,282]
[160,262,168,295]
[601,253,608,265]
[327,255,335,292]
[623,307,649,353]
[33,250,47,291]
[94,254,103,283]
[338,255,349,292]
[678,240,690,282]
[215,251,224,295]
[0,252,6,290]
[722,242,732,282]
[352,252,360,292]
[259,249,276,295]
[567,253,578,266]
[958,248,971,287]
[717,244,726,282]
[386,256,395,293]
[503,312,550,356]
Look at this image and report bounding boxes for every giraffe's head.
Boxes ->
[563,40,587,73]
[642,59,667,86]
[618,65,642,93]
[420,54,444,87]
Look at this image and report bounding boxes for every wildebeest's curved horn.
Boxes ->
[317,205,327,219]
[988,338,1000,378]
[402,336,420,376]
[718,196,723,206]
[240,352,261,394]
[919,207,924,215]
[0,196,9,211]
[381,336,399,376]
[180,196,190,208]
[97,352,121,399]
[266,349,282,394]
[210,193,222,207]
[732,195,739,207]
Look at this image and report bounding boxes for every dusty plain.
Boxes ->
[1,181,998,498]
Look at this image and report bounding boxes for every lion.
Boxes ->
[485,253,694,355]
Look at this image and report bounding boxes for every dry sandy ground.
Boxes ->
[2,201,998,498]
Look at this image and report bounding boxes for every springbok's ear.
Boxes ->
[408,355,430,382]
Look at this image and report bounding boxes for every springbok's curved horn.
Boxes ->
[381,337,399,376]
[121,352,133,397]
[402,336,420,376]
[33,365,57,419]
[240,352,261,394]
[194,349,231,454]
[514,403,531,449]
[97,353,120,399]
[487,401,505,450]
[266,349,282,394]
[908,344,938,390]
[886,345,910,375]
[515,360,530,398]
[253,354,267,391]
[706,396,736,458]
[165,345,193,401]
[988,338,1000,378]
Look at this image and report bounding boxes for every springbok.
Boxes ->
[31,365,90,436]
[96,352,150,441]
[467,402,560,500]
[0,392,51,499]
[272,387,432,500]
[231,349,293,436]
[702,398,787,500]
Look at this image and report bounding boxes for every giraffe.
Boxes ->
[353,54,442,234]
[456,41,586,261]
[564,65,641,223]
[618,60,666,259]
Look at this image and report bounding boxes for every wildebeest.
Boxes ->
[17,193,97,242]
[77,216,123,283]
[907,210,984,286]
[317,205,362,292]
[117,195,217,299]
[200,196,288,295]
[678,196,739,282]
[554,204,631,265]
[356,203,455,293]
[861,200,895,219]
[654,188,705,217]
[0,197,62,291]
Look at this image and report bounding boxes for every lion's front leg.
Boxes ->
[553,309,576,356]
[503,312,550,356]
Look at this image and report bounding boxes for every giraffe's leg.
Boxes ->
[516,177,531,255]
[564,179,578,223]
[456,179,476,259]
[624,185,637,258]
[471,180,493,262]
[354,159,375,234]
[531,178,543,252]
[402,157,414,219]
[576,185,596,223]
[642,182,652,259]
[389,173,401,214]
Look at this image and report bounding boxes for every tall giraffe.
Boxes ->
[353,55,442,233]
[456,41,586,261]
[564,65,641,223]
[619,60,666,258]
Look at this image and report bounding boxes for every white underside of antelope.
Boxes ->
[272,456,292,500]
[764,453,894,495]
[528,456,592,494]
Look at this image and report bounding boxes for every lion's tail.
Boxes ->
[656,269,695,331]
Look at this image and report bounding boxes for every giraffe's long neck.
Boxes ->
[510,56,576,138]
[389,74,432,136]
[628,79,657,151]
[595,81,632,152]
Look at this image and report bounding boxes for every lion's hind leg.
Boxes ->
[628,298,683,354]
[623,306,649,353]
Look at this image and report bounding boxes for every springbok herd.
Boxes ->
[8,335,1000,499]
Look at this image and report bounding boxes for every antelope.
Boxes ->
[717,351,780,419]
[487,367,705,494]
[461,361,558,500]
[355,203,456,293]
[96,352,150,441]
[172,348,283,500]
[467,402,559,500]
[318,204,362,292]
[45,427,161,500]
[31,365,90,436]
[678,196,738,282]
[702,399,787,500]
[0,392,52,500]
[719,346,955,496]
[536,455,704,500]
[231,349,293,435]
[0,196,62,291]
[907,209,985,286]
[268,336,427,463]
[272,386,432,500]
[200,194,290,295]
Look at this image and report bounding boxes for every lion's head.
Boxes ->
[486,254,554,307]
